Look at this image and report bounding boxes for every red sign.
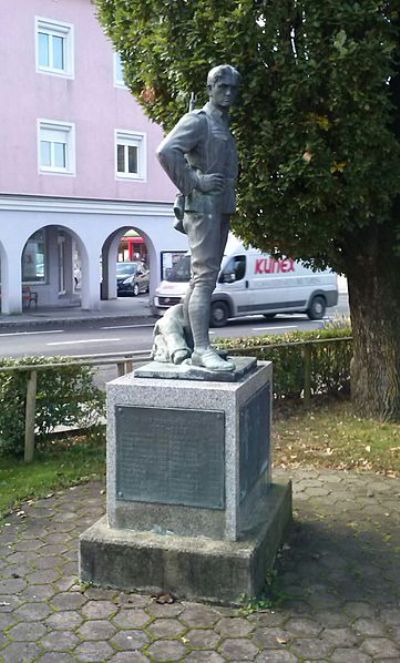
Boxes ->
[255,258,295,274]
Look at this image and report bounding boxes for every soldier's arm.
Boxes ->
[156,113,206,195]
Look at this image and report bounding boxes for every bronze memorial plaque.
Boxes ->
[115,406,225,509]
[239,383,270,502]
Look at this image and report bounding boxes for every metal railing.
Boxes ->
[0,336,352,463]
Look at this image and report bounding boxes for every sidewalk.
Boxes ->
[0,297,155,331]
[1,468,399,662]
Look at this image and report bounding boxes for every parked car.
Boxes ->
[116,261,149,296]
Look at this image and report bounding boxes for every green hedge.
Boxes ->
[0,356,105,455]
[217,326,352,400]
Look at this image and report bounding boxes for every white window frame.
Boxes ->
[35,17,74,78]
[115,130,146,181]
[114,52,127,88]
[38,119,76,176]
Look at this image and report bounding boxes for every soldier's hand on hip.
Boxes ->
[196,173,225,193]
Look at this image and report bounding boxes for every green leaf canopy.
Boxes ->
[95,0,400,272]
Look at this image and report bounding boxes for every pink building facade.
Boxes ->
[0,0,187,314]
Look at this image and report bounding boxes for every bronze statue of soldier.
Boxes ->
[156,64,241,371]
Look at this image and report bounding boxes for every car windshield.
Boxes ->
[165,255,191,282]
[116,263,138,276]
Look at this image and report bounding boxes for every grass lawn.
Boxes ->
[0,433,105,519]
[273,398,400,477]
[1,399,400,520]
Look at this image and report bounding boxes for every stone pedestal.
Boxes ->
[79,359,292,604]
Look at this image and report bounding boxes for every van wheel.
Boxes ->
[263,313,276,320]
[307,295,326,320]
[210,301,229,327]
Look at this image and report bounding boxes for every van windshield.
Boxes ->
[166,255,191,282]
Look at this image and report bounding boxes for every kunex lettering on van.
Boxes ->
[255,257,295,274]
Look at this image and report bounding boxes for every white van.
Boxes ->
[153,235,338,327]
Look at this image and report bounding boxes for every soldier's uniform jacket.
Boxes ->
[156,101,238,215]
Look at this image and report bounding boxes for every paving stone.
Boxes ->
[33,554,64,570]
[39,543,71,556]
[247,611,288,627]
[146,639,187,661]
[0,594,21,612]
[112,608,150,628]
[29,569,60,584]
[77,619,117,640]
[253,627,291,648]
[331,649,372,662]
[74,641,114,662]
[321,627,360,646]
[62,561,79,575]
[219,637,259,660]
[13,539,44,551]
[179,605,222,627]
[147,617,186,638]
[110,629,149,650]
[45,532,73,543]
[285,617,322,637]
[110,654,148,662]
[0,577,26,593]
[51,591,87,610]
[116,592,150,609]
[360,637,400,658]
[352,617,387,636]
[55,576,79,592]
[1,471,400,663]
[52,511,78,522]
[295,479,322,489]
[40,630,80,651]
[6,551,38,565]
[45,609,83,629]
[20,584,56,601]
[145,600,184,618]
[7,620,47,641]
[255,652,298,662]
[290,637,334,659]
[38,654,76,662]
[0,612,15,630]
[81,599,117,620]
[83,587,119,601]
[2,564,30,579]
[304,488,331,497]
[185,653,225,662]
[215,616,254,637]
[13,601,52,621]
[185,628,221,649]
[0,641,42,662]
[0,630,8,648]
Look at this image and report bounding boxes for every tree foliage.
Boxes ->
[95,0,400,271]
[95,0,400,420]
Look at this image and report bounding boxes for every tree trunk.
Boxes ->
[345,227,400,421]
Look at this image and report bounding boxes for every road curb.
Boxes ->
[0,314,156,332]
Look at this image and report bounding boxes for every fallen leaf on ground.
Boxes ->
[153,592,175,604]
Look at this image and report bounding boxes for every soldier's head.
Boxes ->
[206,64,240,110]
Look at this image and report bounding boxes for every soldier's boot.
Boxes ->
[188,284,235,371]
